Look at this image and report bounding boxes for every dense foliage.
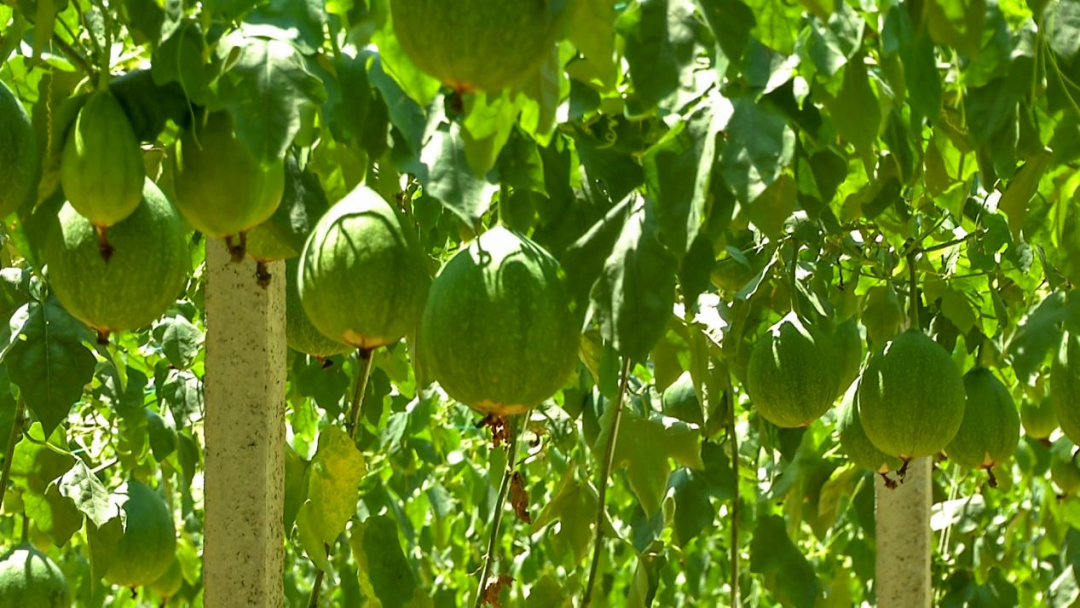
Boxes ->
[2,0,1080,606]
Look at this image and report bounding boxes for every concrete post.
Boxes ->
[875,457,932,608]
[203,240,286,607]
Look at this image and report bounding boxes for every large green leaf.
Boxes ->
[590,198,679,363]
[4,299,96,437]
[643,95,726,259]
[213,30,327,163]
[719,97,795,204]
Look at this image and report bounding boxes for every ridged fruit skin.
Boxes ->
[1053,332,1080,445]
[946,368,1020,469]
[59,90,144,227]
[1021,397,1058,440]
[299,185,430,349]
[858,330,966,459]
[286,258,351,357]
[417,226,581,415]
[837,382,902,474]
[45,179,189,334]
[0,545,70,608]
[0,81,37,216]
[391,0,565,92]
[745,313,840,428]
[172,112,284,238]
[104,479,176,587]
[148,558,183,598]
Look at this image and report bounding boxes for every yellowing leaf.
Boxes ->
[295,425,365,569]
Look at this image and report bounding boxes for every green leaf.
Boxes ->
[643,96,726,259]
[1007,291,1078,380]
[414,122,498,229]
[461,92,521,176]
[248,0,327,55]
[296,426,365,566]
[999,148,1051,237]
[1048,0,1080,66]
[59,460,115,528]
[669,468,714,547]
[4,299,96,437]
[743,0,803,55]
[616,0,703,111]
[152,22,212,104]
[567,0,618,87]
[806,1,863,77]
[747,173,797,241]
[531,468,598,563]
[719,97,795,204]
[24,483,82,546]
[146,409,178,461]
[696,0,756,63]
[750,515,820,608]
[350,514,418,608]
[157,315,203,370]
[590,198,679,363]
[941,288,977,334]
[160,368,201,430]
[561,197,633,308]
[284,444,310,532]
[202,0,262,20]
[605,408,703,516]
[87,516,124,585]
[926,0,986,56]
[10,422,75,494]
[573,125,645,205]
[213,30,327,163]
[818,55,881,154]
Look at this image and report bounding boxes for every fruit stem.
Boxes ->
[0,396,25,514]
[907,249,920,331]
[581,357,633,607]
[473,416,522,608]
[346,348,376,441]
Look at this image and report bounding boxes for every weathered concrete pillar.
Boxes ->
[203,240,286,607]
[875,457,932,608]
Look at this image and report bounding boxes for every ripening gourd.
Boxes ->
[857,330,966,460]
[745,313,840,428]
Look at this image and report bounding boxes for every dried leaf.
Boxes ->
[510,472,531,524]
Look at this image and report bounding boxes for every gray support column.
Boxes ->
[203,240,286,607]
[875,457,932,608]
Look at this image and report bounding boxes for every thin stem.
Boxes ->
[921,232,976,254]
[51,33,97,78]
[908,250,920,330]
[726,372,740,607]
[307,348,376,608]
[581,358,634,607]
[0,397,25,514]
[93,0,113,89]
[347,348,376,441]
[307,571,324,608]
[474,417,522,608]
